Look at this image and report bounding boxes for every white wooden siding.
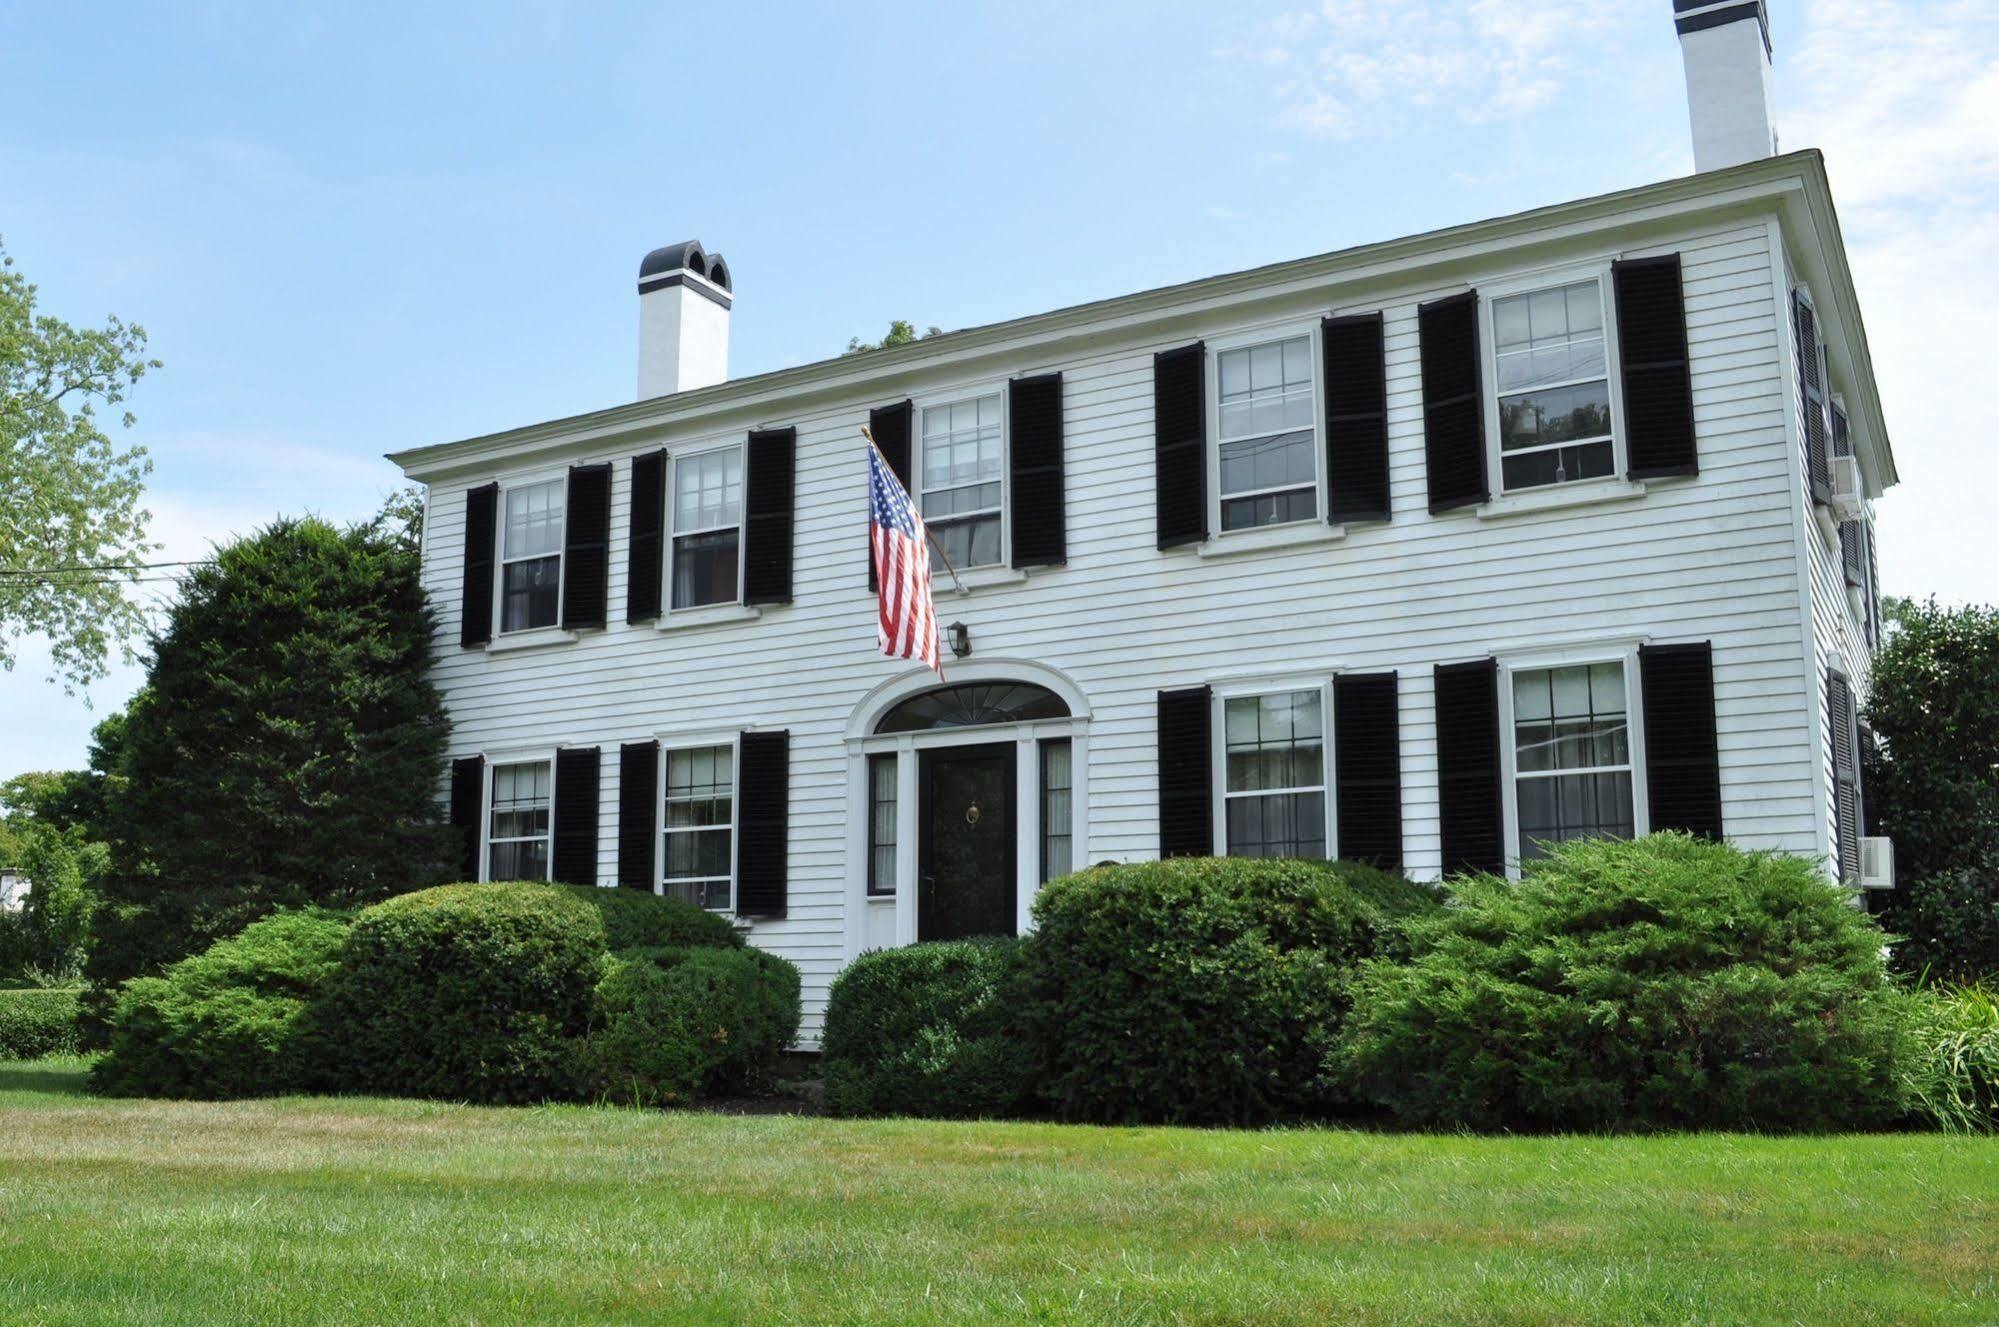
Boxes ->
[418,214,1827,1040]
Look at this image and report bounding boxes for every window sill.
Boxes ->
[940,565,1030,596]
[866,893,896,904]
[1195,522,1347,559]
[1476,479,1646,521]
[485,627,578,654]
[656,603,763,632]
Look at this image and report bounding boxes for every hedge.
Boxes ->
[1023,857,1439,1126]
[556,885,743,952]
[0,988,80,1060]
[821,939,1035,1119]
[1337,833,1914,1132]
[586,946,800,1106]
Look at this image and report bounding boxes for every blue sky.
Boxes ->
[3,0,1995,777]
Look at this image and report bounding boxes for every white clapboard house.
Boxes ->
[390,2,1896,1037]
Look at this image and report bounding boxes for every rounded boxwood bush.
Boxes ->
[585,945,801,1106]
[0,988,82,1060]
[324,882,606,1103]
[1023,856,1439,1126]
[1337,833,1914,1132]
[556,884,743,952]
[821,938,1034,1119]
[90,910,349,1098]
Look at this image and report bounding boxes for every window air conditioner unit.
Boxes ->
[1860,836,1895,890]
[1831,454,1863,522]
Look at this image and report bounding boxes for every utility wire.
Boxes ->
[0,558,213,576]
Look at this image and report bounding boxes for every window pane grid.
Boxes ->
[488,760,551,881]
[920,395,1004,569]
[1041,739,1072,883]
[1492,279,1614,494]
[1223,691,1326,861]
[500,480,564,632]
[867,753,897,897]
[1217,336,1316,530]
[663,744,733,910]
[673,449,742,534]
[1512,663,1635,859]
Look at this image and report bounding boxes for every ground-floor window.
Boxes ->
[664,744,734,909]
[1041,738,1073,880]
[866,752,897,897]
[488,760,552,880]
[1511,662,1634,858]
[1223,689,1326,859]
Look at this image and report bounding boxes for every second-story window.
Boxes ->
[500,480,563,632]
[919,394,1004,569]
[1491,279,1615,492]
[671,446,742,610]
[1217,336,1317,531]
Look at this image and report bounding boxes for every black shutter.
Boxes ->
[1864,520,1881,649]
[744,427,796,605]
[1419,291,1487,513]
[1157,685,1213,857]
[1829,670,1862,884]
[1153,343,1208,549]
[1613,254,1698,478]
[1839,520,1865,589]
[561,463,612,630]
[617,740,659,889]
[459,483,498,648]
[736,730,789,918]
[868,401,913,591]
[1434,659,1503,875]
[1009,372,1067,566]
[449,755,484,880]
[552,746,600,885]
[627,449,667,623]
[1639,642,1724,840]
[1323,313,1391,523]
[1794,293,1833,505]
[1334,671,1402,868]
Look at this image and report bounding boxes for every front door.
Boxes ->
[918,742,1017,940]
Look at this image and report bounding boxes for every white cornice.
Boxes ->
[388,150,1893,489]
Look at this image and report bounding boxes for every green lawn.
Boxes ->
[1,1060,1995,1326]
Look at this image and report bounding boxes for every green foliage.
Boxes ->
[323,883,606,1104]
[0,987,80,1059]
[844,319,944,354]
[1899,980,1999,1134]
[1023,857,1438,1125]
[89,910,349,1099]
[86,516,455,1005]
[555,884,744,952]
[821,938,1035,1119]
[1865,599,1999,981]
[1337,834,1913,1132]
[13,830,102,982]
[0,237,160,690]
[585,946,801,1106]
[1,769,107,839]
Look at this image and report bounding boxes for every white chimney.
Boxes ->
[1676,1,1778,173]
[637,240,732,399]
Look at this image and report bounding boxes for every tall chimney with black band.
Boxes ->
[637,239,732,399]
[1676,1,1778,172]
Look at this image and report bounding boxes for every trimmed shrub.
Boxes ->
[1902,981,1999,1133]
[585,946,801,1106]
[90,910,349,1098]
[556,885,743,952]
[821,939,1034,1119]
[1023,857,1439,1126]
[1338,833,1914,1132]
[324,883,606,1103]
[0,988,81,1059]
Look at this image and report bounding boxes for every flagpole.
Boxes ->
[861,424,966,595]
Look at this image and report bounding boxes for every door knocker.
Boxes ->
[965,802,982,826]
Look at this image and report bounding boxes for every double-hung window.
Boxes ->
[670,446,742,610]
[1222,689,1327,859]
[1491,278,1616,492]
[918,394,1004,569]
[500,481,564,632]
[663,744,734,909]
[488,760,552,880]
[1216,335,1318,531]
[1510,662,1634,858]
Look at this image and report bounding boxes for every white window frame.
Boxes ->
[481,750,557,882]
[910,384,1010,573]
[1480,264,1627,497]
[1208,677,1336,863]
[654,730,740,914]
[1496,642,1650,876]
[494,472,568,637]
[1205,320,1328,539]
[664,438,747,616]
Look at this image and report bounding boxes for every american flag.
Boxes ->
[867,441,942,677]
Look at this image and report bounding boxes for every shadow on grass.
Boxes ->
[0,1056,91,1097]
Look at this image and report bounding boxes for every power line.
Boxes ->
[0,558,213,577]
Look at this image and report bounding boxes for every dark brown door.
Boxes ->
[918,742,1017,940]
